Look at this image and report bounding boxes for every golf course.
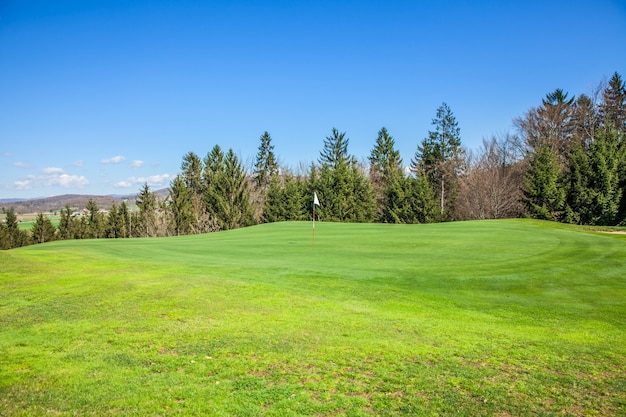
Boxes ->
[1,219,625,416]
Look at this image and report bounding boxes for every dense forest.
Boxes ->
[2,72,625,249]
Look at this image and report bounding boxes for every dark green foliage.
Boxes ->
[599,72,626,133]
[0,208,29,249]
[168,175,194,236]
[315,129,376,222]
[58,205,74,240]
[253,131,279,190]
[217,149,255,230]
[31,213,56,244]
[263,173,307,222]
[86,198,106,238]
[136,183,158,237]
[564,144,594,224]
[369,127,404,221]
[587,129,622,225]
[523,145,565,220]
[411,103,463,219]
[319,128,349,168]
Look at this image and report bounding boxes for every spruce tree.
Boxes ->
[369,127,404,221]
[32,213,57,244]
[522,145,565,220]
[169,174,194,236]
[136,183,157,237]
[253,131,279,190]
[411,103,462,219]
[219,149,255,230]
[599,72,626,134]
[588,129,622,225]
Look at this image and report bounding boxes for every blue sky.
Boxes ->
[1,0,625,199]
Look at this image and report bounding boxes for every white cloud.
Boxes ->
[13,161,32,169]
[42,166,64,174]
[114,174,170,189]
[14,180,32,190]
[12,168,89,191]
[54,174,89,188]
[114,180,133,188]
[72,160,84,167]
[101,155,125,164]
[130,160,144,168]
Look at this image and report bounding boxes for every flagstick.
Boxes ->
[312,206,315,244]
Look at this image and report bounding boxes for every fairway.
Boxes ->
[1,219,625,416]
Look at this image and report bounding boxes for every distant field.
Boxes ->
[1,220,625,416]
[0,213,60,231]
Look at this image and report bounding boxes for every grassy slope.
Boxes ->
[0,219,625,416]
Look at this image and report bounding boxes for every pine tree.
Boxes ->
[563,143,593,224]
[411,103,462,219]
[106,203,121,238]
[319,128,349,169]
[58,205,74,240]
[0,208,29,249]
[522,145,565,220]
[588,129,622,225]
[169,174,194,236]
[136,183,157,237]
[32,213,56,244]
[86,198,105,238]
[369,127,404,221]
[119,201,130,238]
[218,149,255,230]
[253,131,279,190]
[599,72,626,134]
[203,145,225,229]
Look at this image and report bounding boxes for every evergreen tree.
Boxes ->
[119,201,130,238]
[202,145,225,229]
[85,198,105,238]
[0,208,29,249]
[348,158,376,222]
[262,174,284,223]
[369,127,404,221]
[522,145,565,220]
[218,149,255,230]
[32,213,56,244]
[253,131,279,190]
[106,203,121,238]
[563,143,593,224]
[311,128,355,222]
[588,129,622,225]
[406,174,438,224]
[262,173,307,222]
[181,151,205,231]
[515,88,576,163]
[136,183,157,237]
[411,103,462,219]
[599,72,626,134]
[319,128,349,169]
[169,174,194,236]
[58,205,75,240]
[181,151,204,196]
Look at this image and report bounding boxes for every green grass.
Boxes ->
[1,219,625,416]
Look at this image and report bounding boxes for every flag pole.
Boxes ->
[312,197,315,244]
[312,192,319,244]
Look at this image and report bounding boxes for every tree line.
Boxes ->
[1,71,624,249]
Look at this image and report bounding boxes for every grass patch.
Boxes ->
[1,219,625,416]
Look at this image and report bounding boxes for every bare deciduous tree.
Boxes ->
[456,133,524,220]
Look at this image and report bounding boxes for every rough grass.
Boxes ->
[1,219,625,416]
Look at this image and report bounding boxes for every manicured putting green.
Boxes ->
[1,219,624,416]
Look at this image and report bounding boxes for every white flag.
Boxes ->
[313,192,319,206]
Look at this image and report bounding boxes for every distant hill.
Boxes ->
[0,189,169,214]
